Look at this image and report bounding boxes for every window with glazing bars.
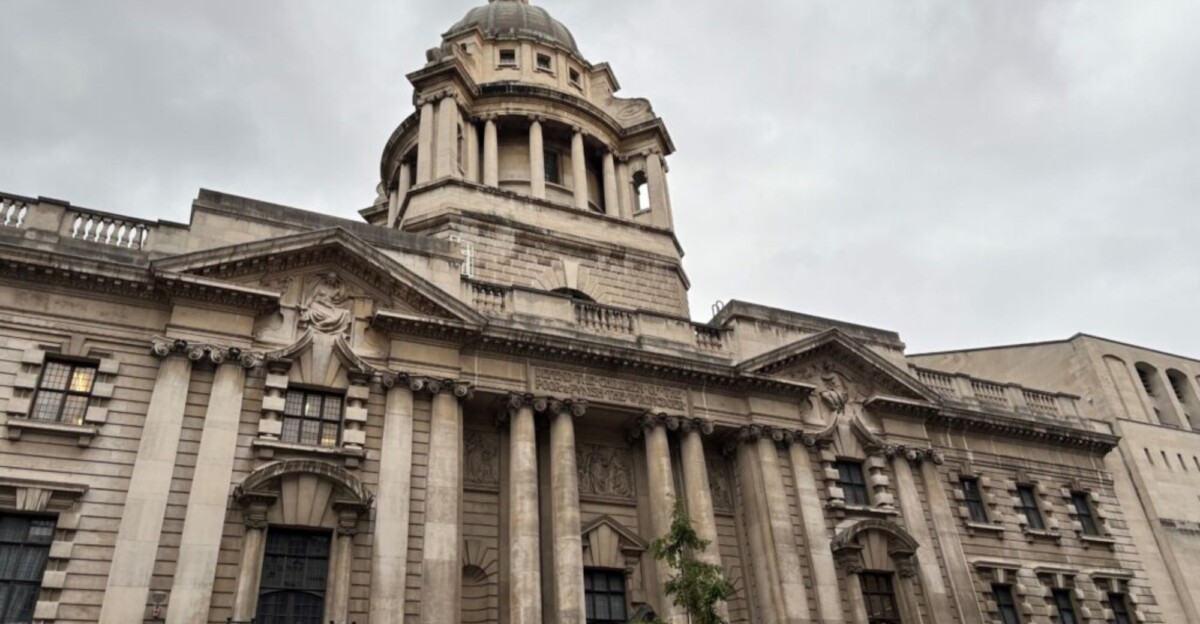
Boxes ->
[0,514,55,623]
[836,461,870,506]
[544,150,561,184]
[1052,589,1079,624]
[30,359,96,425]
[281,389,343,447]
[1071,492,1100,535]
[256,528,330,624]
[860,572,901,624]
[961,477,988,523]
[1108,592,1133,624]
[992,584,1021,624]
[1016,485,1045,530]
[584,568,627,623]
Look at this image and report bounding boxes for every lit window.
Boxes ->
[281,389,343,448]
[1071,492,1100,536]
[860,572,901,624]
[1108,592,1133,624]
[544,150,561,185]
[1016,485,1045,530]
[960,477,988,523]
[0,514,55,622]
[584,569,627,623]
[31,359,97,425]
[835,461,870,506]
[1052,589,1079,624]
[537,53,553,71]
[992,584,1021,624]
[499,49,517,66]
[257,528,330,624]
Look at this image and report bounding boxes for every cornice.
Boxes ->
[928,406,1119,454]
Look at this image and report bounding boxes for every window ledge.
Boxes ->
[5,417,98,446]
[252,438,364,468]
[1022,528,1062,541]
[1080,534,1117,547]
[966,521,1006,536]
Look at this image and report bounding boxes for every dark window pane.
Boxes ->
[0,514,55,623]
[1053,589,1078,624]
[1109,592,1132,624]
[1072,493,1100,535]
[258,529,329,624]
[961,477,989,523]
[836,461,870,506]
[861,572,900,624]
[1017,486,1045,530]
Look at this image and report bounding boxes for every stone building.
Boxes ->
[0,1,1176,623]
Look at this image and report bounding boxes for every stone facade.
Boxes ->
[0,1,1179,623]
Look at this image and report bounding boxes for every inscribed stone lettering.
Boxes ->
[532,367,687,412]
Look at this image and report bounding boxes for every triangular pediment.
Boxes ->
[151,227,485,326]
[738,329,941,406]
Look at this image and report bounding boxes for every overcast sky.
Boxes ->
[2,0,1197,356]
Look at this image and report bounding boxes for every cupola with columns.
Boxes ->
[369,0,689,317]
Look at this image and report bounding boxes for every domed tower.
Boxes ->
[373,0,688,317]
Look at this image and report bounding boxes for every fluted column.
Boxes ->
[167,351,259,624]
[370,375,420,622]
[639,414,685,623]
[529,116,546,199]
[506,394,543,624]
[483,115,500,187]
[230,494,274,622]
[785,435,844,623]
[416,98,436,184]
[421,379,472,624]
[435,95,460,179]
[677,419,728,620]
[602,151,619,216]
[755,430,810,623]
[549,398,588,623]
[572,128,588,210]
[645,149,673,228]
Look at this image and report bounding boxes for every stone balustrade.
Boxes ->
[64,208,153,249]
[573,300,634,336]
[910,365,1080,422]
[466,279,508,314]
[0,193,31,228]
[0,191,189,254]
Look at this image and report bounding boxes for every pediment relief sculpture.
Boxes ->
[577,443,636,500]
[300,272,354,336]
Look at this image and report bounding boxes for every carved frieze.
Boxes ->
[577,443,636,500]
[299,272,354,336]
[532,367,687,412]
[706,454,734,513]
[464,430,500,487]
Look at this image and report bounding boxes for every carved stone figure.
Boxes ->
[299,272,354,336]
[577,444,635,498]
[464,431,499,486]
[707,456,734,512]
[819,368,848,415]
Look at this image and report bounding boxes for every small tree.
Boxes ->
[646,499,735,624]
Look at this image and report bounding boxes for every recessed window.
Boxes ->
[0,514,55,622]
[1070,492,1100,536]
[584,568,627,623]
[544,150,562,185]
[835,460,870,507]
[569,67,582,86]
[860,572,901,624]
[536,53,553,71]
[1052,589,1079,624]
[632,170,650,212]
[31,359,97,425]
[1135,364,1155,396]
[1016,485,1045,530]
[1108,592,1133,624]
[281,389,343,448]
[992,584,1021,624]
[960,477,988,523]
[499,49,517,67]
[257,528,330,624]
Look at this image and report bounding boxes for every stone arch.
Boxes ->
[237,459,372,506]
[832,519,919,564]
[832,520,923,624]
[235,459,373,528]
[461,538,498,624]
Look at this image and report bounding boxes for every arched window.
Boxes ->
[1135,362,1183,427]
[631,170,651,212]
[552,287,594,302]
[1167,369,1199,429]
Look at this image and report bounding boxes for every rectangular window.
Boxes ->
[0,514,55,622]
[584,568,627,623]
[1071,492,1100,536]
[1108,592,1133,624]
[860,572,901,624]
[836,461,870,506]
[281,389,343,448]
[499,49,517,66]
[961,477,988,523]
[30,359,97,425]
[1016,485,1045,530]
[569,67,582,86]
[257,528,330,624]
[536,53,553,71]
[1052,589,1079,624]
[544,150,561,185]
[992,584,1021,624]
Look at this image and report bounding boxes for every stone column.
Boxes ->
[615,157,633,219]
[920,458,985,624]
[483,116,500,187]
[572,128,588,210]
[370,375,420,623]
[677,419,728,620]
[529,117,546,199]
[167,351,257,624]
[891,448,954,624]
[549,399,588,623]
[732,432,779,624]
[838,554,871,624]
[755,431,810,622]
[506,394,543,624]
[785,437,844,623]
[466,120,480,183]
[602,151,619,216]
[416,98,436,184]
[326,504,365,624]
[645,150,673,228]
[421,379,472,624]
[389,161,412,229]
[435,95,460,180]
[230,494,274,622]
[639,414,685,623]
[99,340,197,624]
